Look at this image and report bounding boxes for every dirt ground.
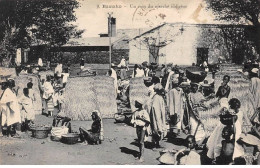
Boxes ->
[0,114,188,165]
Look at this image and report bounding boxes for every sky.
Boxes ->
[74,0,224,37]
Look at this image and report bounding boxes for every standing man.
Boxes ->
[110,63,118,96]
[118,56,128,80]
[142,61,150,77]
[38,57,43,68]
[80,58,85,71]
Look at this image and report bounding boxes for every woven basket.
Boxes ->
[31,126,52,139]
[61,133,80,145]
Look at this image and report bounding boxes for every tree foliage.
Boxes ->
[0,0,83,63]
[205,0,260,56]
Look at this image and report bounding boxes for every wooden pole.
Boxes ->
[108,13,113,70]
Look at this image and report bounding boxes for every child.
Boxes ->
[79,110,103,145]
[27,82,36,104]
[216,75,231,100]
[19,88,35,131]
[174,135,201,165]
[131,100,150,162]
[215,126,235,165]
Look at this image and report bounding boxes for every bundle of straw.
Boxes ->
[129,77,150,112]
[62,76,117,120]
[0,67,17,78]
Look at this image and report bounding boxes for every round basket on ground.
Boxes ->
[31,126,52,139]
[61,133,80,145]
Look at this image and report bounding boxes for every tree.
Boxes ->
[205,0,260,58]
[0,0,83,66]
[132,24,183,63]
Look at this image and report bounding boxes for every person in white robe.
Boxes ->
[0,79,21,137]
[19,88,35,122]
[38,57,43,67]
[111,64,118,95]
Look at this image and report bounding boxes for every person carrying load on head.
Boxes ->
[79,110,104,145]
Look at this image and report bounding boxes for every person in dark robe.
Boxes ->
[79,111,103,145]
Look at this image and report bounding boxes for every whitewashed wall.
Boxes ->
[129,24,229,65]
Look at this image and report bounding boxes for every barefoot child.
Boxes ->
[131,100,150,162]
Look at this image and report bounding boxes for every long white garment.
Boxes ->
[38,58,43,67]
[118,59,126,67]
[165,71,175,93]
[111,68,118,94]
[135,68,144,77]
[206,111,245,160]
[55,64,63,77]
[62,73,70,84]
[0,88,21,126]
[43,81,54,99]
[19,95,35,121]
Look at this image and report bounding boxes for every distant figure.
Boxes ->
[118,56,128,80]
[135,65,145,78]
[54,62,63,78]
[80,58,85,71]
[132,64,138,78]
[38,57,43,67]
[142,61,150,77]
[110,63,118,95]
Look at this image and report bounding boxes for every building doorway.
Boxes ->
[232,48,244,64]
[197,48,209,65]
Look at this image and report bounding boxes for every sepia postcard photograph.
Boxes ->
[0,0,260,165]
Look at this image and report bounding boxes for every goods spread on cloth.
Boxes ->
[14,74,42,115]
[62,76,117,120]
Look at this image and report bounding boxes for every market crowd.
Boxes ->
[0,56,260,165]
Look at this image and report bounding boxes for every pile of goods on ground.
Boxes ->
[62,76,117,120]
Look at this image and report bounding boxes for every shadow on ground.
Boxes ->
[120,147,139,158]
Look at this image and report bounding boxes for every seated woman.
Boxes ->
[174,135,201,165]
[79,110,103,145]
